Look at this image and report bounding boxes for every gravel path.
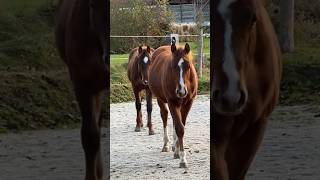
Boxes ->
[0,96,320,179]
[248,105,320,180]
[110,95,210,180]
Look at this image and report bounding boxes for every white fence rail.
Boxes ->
[110,34,209,78]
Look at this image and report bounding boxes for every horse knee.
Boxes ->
[175,124,184,137]
[135,101,141,111]
[147,104,152,113]
[81,125,100,154]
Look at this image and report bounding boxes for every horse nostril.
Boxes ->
[176,89,179,95]
[238,90,247,107]
[212,90,220,102]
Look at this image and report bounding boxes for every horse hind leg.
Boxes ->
[157,99,170,152]
[134,88,143,132]
[76,88,105,180]
[146,88,154,135]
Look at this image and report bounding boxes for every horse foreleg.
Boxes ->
[133,88,143,132]
[168,103,186,168]
[226,119,267,180]
[213,142,229,180]
[95,105,105,180]
[146,88,154,135]
[181,100,193,126]
[157,99,170,152]
[76,89,105,180]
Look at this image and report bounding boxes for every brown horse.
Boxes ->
[212,0,282,179]
[149,43,198,168]
[55,0,108,179]
[127,46,155,135]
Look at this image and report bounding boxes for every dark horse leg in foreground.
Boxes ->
[55,0,108,179]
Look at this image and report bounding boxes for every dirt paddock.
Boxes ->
[0,96,319,179]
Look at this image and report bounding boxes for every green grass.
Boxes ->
[184,37,210,55]
[110,37,211,66]
[0,0,89,133]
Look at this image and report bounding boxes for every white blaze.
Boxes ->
[178,58,185,91]
[143,56,149,63]
[218,0,240,98]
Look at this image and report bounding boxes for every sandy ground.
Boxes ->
[0,96,320,179]
[110,95,210,180]
[247,105,320,180]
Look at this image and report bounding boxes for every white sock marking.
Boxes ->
[163,127,169,147]
[172,125,177,148]
[180,150,187,164]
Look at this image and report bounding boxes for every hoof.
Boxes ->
[179,162,188,168]
[135,126,142,132]
[174,153,180,159]
[149,129,155,135]
[162,146,170,152]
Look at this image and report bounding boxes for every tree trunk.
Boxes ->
[279,0,294,53]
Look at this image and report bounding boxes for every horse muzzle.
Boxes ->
[176,87,188,98]
[212,89,247,116]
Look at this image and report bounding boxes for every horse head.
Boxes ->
[170,43,193,99]
[212,0,259,115]
[137,46,152,85]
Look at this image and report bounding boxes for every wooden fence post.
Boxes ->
[280,0,295,53]
[197,29,203,78]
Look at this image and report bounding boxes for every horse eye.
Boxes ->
[184,62,190,69]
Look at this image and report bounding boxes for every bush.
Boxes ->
[110,0,174,53]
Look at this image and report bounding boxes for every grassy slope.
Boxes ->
[281,46,320,105]
[0,0,85,133]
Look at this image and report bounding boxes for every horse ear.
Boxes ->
[147,46,151,53]
[185,43,190,54]
[171,44,176,53]
[138,46,142,54]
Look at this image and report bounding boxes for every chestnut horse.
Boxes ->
[149,43,198,168]
[127,46,155,135]
[212,0,282,179]
[55,0,108,179]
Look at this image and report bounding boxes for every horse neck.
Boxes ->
[69,0,90,29]
[256,4,281,57]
